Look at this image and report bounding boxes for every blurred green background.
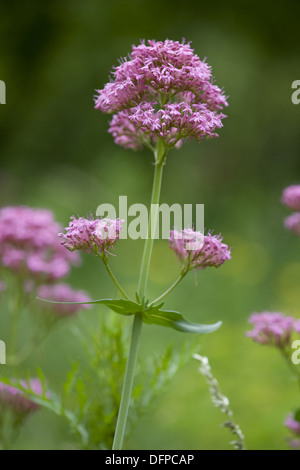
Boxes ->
[0,0,300,450]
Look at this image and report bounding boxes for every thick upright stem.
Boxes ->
[112,143,166,450]
[111,313,142,450]
[138,161,164,299]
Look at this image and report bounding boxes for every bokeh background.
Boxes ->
[0,0,300,450]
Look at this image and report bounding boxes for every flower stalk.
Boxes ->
[112,142,166,450]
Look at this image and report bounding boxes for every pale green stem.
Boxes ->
[150,270,188,306]
[111,313,143,450]
[138,142,166,300]
[112,141,167,450]
[102,257,130,300]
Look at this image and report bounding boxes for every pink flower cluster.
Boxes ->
[0,379,45,414]
[284,213,300,236]
[169,228,231,270]
[285,414,300,449]
[0,207,79,282]
[282,185,300,237]
[0,206,91,317]
[285,415,300,435]
[38,283,91,316]
[246,312,300,347]
[110,101,224,150]
[59,216,124,256]
[95,39,228,150]
[282,185,300,211]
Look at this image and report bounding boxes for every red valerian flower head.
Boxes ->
[59,216,124,256]
[169,228,231,271]
[284,212,300,236]
[0,206,79,282]
[95,39,228,151]
[282,185,300,211]
[246,312,299,347]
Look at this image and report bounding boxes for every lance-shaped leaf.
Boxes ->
[37,297,142,316]
[37,297,221,334]
[143,305,222,334]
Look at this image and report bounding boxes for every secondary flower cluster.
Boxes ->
[110,102,224,150]
[246,312,300,347]
[95,39,228,150]
[285,414,300,450]
[0,379,45,415]
[282,185,300,236]
[0,206,91,317]
[59,216,123,256]
[169,228,231,271]
[37,283,91,316]
[0,206,78,282]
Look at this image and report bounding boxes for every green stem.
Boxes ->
[103,257,130,300]
[112,142,167,450]
[112,313,143,450]
[150,270,188,306]
[138,152,165,299]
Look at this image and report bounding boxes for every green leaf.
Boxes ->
[63,362,79,399]
[37,296,142,316]
[76,378,88,415]
[0,374,89,446]
[96,299,142,316]
[37,296,221,335]
[143,306,222,334]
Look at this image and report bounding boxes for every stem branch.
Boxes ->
[150,270,188,306]
[103,257,130,300]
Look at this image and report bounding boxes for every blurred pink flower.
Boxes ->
[0,206,79,282]
[285,414,300,435]
[295,321,300,334]
[246,312,298,347]
[38,283,91,316]
[282,185,300,211]
[0,379,46,414]
[284,212,300,236]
